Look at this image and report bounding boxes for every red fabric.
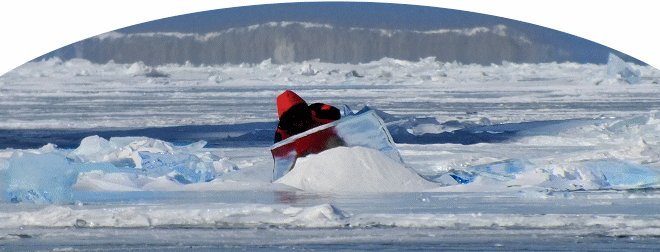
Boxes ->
[277,90,307,118]
[271,126,339,160]
[276,127,291,141]
[275,90,339,143]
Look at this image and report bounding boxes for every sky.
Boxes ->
[1,1,657,74]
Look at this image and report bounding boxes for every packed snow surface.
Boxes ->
[1,56,660,249]
[276,146,438,193]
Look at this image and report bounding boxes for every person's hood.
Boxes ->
[277,90,307,118]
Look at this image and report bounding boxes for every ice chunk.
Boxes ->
[536,159,660,191]
[138,152,217,184]
[470,159,527,180]
[213,158,239,174]
[584,159,660,189]
[429,159,528,185]
[74,170,152,191]
[68,135,118,163]
[607,53,641,84]
[66,136,220,183]
[345,70,363,78]
[343,104,355,116]
[125,61,148,75]
[300,62,318,76]
[607,115,650,133]
[429,173,462,185]
[143,68,169,78]
[125,61,168,77]
[2,153,79,203]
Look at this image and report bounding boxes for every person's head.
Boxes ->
[277,90,307,119]
[277,90,313,134]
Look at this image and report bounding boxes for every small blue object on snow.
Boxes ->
[449,174,471,184]
[607,53,641,84]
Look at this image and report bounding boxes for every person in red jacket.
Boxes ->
[274,90,340,143]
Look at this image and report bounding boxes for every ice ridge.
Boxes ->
[39,22,567,66]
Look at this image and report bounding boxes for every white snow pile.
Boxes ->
[275,146,438,193]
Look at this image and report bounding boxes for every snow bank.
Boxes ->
[4,202,660,236]
[275,146,438,193]
[0,203,346,229]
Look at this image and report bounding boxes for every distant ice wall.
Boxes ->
[41,22,570,66]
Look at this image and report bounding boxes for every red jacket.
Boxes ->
[274,90,340,143]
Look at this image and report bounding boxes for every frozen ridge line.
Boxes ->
[40,21,563,65]
[96,22,511,41]
[6,55,657,130]
[2,203,660,237]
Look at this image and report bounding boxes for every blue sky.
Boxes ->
[113,2,642,65]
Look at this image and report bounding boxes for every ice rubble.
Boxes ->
[1,136,238,203]
[3,56,659,130]
[3,111,660,203]
[273,111,660,193]
[1,56,660,202]
[66,136,221,184]
[431,112,660,191]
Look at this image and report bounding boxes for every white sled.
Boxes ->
[270,109,403,181]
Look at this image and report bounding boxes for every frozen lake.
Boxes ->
[4,190,660,251]
[1,56,660,250]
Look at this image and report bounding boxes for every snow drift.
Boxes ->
[275,146,438,193]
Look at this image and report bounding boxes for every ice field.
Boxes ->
[1,55,660,250]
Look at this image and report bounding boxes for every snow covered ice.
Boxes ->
[1,54,660,249]
[275,146,438,193]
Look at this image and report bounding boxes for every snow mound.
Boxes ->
[125,61,168,77]
[275,146,438,193]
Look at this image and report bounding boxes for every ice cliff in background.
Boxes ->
[40,22,569,66]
